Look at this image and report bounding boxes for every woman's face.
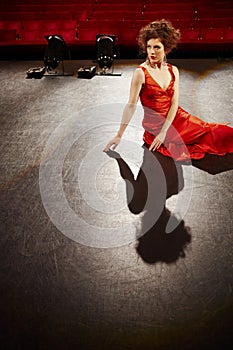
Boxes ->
[146,38,165,65]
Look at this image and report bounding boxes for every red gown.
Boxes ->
[139,64,233,162]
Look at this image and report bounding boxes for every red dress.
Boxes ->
[139,64,233,162]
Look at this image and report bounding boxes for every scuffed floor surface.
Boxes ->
[0,58,233,350]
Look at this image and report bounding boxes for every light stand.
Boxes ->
[96,34,121,76]
[44,35,73,76]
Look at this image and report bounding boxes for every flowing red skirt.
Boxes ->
[143,107,233,162]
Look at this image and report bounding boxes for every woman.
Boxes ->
[104,19,233,162]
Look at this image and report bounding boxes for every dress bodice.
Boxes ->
[139,64,175,117]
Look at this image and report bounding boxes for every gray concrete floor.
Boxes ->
[0,58,233,350]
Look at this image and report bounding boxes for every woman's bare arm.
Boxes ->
[104,67,144,152]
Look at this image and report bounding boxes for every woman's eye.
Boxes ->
[147,46,161,49]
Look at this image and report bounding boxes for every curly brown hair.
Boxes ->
[137,19,181,54]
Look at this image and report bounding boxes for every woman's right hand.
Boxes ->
[103,135,121,152]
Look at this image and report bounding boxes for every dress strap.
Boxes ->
[138,64,174,74]
[138,64,175,83]
[167,63,175,81]
[137,65,146,71]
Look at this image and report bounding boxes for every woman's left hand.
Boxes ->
[149,131,167,151]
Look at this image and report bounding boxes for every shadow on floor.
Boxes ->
[106,148,233,264]
[192,153,233,174]
[107,146,191,264]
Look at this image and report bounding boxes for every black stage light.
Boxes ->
[96,34,121,76]
[44,35,73,76]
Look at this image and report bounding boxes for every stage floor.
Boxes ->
[0,58,233,350]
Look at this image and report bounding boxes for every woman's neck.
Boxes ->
[147,59,164,70]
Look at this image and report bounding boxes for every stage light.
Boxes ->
[96,34,121,76]
[44,35,72,76]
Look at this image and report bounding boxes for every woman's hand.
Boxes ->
[103,135,121,152]
[149,131,167,151]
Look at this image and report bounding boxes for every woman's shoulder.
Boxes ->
[134,64,146,76]
[137,61,147,69]
[135,62,147,78]
[131,64,145,84]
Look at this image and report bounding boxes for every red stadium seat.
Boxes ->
[223,27,233,41]
[201,27,225,42]
[118,21,139,45]
[96,20,120,38]
[22,20,41,31]
[20,30,41,42]
[0,20,22,33]
[88,11,124,21]
[0,0,232,54]
[76,21,98,43]
[0,29,17,41]
[181,28,202,43]
[61,20,78,30]
[59,29,77,42]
